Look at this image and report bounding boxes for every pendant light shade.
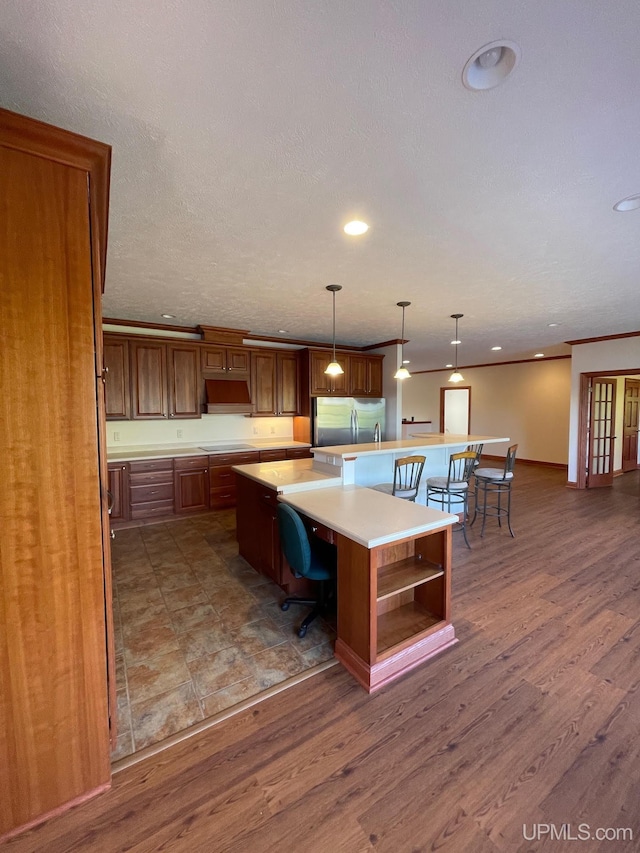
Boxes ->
[449,313,464,383]
[394,301,412,380]
[324,284,344,376]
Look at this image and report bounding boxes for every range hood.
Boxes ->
[204,379,255,414]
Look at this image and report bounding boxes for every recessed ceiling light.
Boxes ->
[161,313,175,319]
[491,346,502,351]
[547,322,559,327]
[613,194,640,212]
[445,363,453,368]
[534,353,545,358]
[402,359,410,364]
[278,329,288,334]
[344,220,369,236]
[451,339,461,345]
[462,40,521,90]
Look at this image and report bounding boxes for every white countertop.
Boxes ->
[107,440,311,463]
[279,484,457,548]
[232,459,342,494]
[312,434,509,459]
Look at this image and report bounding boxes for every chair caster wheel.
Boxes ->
[281,601,290,611]
[297,626,307,639]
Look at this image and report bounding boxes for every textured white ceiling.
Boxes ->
[2,0,639,369]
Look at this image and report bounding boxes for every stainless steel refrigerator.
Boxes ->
[313,397,386,447]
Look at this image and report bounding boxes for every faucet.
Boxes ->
[373,422,381,442]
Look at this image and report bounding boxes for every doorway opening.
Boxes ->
[440,386,471,434]
[576,369,640,489]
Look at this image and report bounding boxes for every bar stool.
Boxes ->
[372,455,426,502]
[471,444,518,538]
[426,450,477,548]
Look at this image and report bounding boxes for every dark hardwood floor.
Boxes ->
[6,465,640,852]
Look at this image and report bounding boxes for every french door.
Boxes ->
[622,378,640,472]
[587,379,616,487]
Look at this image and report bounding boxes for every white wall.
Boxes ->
[106,414,293,448]
[370,343,403,439]
[402,358,572,464]
[568,336,640,482]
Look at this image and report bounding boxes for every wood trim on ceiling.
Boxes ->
[411,354,572,374]
[566,330,640,345]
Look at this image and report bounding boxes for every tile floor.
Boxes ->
[110,510,336,761]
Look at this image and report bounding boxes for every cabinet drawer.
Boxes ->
[209,485,237,508]
[259,449,288,462]
[129,469,174,486]
[258,489,278,508]
[130,482,175,504]
[129,459,174,474]
[174,455,208,470]
[209,467,235,486]
[286,447,312,459]
[308,521,335,545]
[209,451,259,467]
[130,499,175,520]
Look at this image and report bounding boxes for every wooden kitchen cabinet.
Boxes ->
[348,354,384,397]
[309,349,347,395]
[103,335,131,419]
[174,456,210,513]
[167,343,201,419]
[0,108,113,838]
[235,474,282,584]
[129,458,175,520]
[129,340,201,420]
[130,340,168,419]
[208,450,260,509]
[251,349,300,416]
[201,345,250,377]
[107,463,129,523]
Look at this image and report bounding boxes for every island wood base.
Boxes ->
[335,624,457,693]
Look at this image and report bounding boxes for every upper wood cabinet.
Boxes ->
[130,340,168,419]
[305,349,383,398]
[128,340,201,420]
[309,349,347,396]
[348,354,384,397]
[167,344,201,419]
[103,335,130,419]
[201,345,250,377]
[252,349,300,416]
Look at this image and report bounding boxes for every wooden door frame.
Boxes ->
[439,385,472,434]
[577,368,640,489]
[622,377,640,472]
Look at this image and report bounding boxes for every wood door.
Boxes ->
[226,347,251,376]
[174,469,210,513]
[167,344,201,419]
[130,341,168,419]
[587,378,616,487]
[252,350,277,415]
[622,378,640,472]
[0,130,111,836]
[201,345,226,374]
[103,335,130,419]
[277,351,300,415]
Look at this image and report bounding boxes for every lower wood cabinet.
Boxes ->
[129,459,175,520]
[107,463,129,523]
[174,456,210,513]
[236,474,282,584]
[208,450,260,509]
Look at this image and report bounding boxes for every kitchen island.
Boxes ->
[234,461,458,692]
[311,433,509,503]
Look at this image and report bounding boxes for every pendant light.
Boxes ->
[324,284,344,376]
[394,301,411,380]
[449,313,464,383]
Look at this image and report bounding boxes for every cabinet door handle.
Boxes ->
[220,493,232,498]
[110,530,116,540]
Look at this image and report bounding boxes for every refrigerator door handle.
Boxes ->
[353,408,359,441]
